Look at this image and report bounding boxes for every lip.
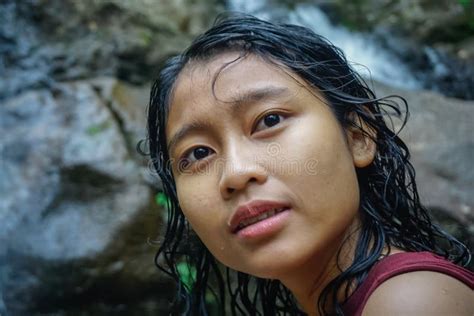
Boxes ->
[228,199,291,234]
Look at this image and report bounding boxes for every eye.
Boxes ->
[178,146,214,170]
[253,113,285,133]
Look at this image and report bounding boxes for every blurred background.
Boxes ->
[0,0,473,314]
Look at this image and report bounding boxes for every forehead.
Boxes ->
[166,52,304,133]
[172,53,299,105]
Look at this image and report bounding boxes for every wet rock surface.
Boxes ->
[324,0,474,100]
[374,30,474,100]
[0,0,222,314]
[0,80,165,315]
[373,81,474,229]
[2,199,172,315]
[1,80,151,260]
[0,0,223,100]
[327,0,474,45]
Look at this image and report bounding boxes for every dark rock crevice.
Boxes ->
[91,85,137,160]
[42,164,124,218]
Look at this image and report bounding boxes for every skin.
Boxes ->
[165,52,472,315]
[166,52,376,314]
[362,271,473,315]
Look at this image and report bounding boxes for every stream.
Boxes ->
[228,0,474,100]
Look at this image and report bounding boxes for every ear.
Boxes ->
[346,111,377,168]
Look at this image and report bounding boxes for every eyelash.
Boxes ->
[178,112,288,170]
[252,111,287,133]
[178,146,214,171]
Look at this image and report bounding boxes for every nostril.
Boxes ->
[221,170,267,197]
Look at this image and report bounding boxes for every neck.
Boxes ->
[279,218,361,316]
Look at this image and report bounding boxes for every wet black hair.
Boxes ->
[141,12,470,315]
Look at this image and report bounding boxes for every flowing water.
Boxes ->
[228,0,421,90]
[228,0,474,100]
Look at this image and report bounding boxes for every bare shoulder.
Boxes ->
[362,271,473,316]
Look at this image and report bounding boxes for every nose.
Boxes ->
[219,143,268,199]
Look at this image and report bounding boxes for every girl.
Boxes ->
[144,13,473,315]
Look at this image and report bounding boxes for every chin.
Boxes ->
[238,255,305,280]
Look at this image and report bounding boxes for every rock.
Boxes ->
[316,0,474,100]
[0,80,150,259]
[326,0,474,45]
[372,81,474,229]
[0,0,225,311]
[0,0,224,313]
[90,78,163,189]
[372,29,474,100]
[91,79,149,156]
[0,79,169,314]
[1,203,172,315]
[229,1,473,99]
[0,0,224,100]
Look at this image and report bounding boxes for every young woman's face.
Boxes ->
[166,53,371,279]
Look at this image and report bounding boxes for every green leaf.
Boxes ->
[155,192,170,209]
[177,262,197,292]
[458,0,472,8]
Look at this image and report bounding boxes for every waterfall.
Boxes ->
[227,0,421,91]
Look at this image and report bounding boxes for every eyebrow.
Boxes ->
[167,86,291,156]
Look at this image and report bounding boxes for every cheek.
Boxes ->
[176,178,225,244]
[177,180,212,223]
[278,121,360,216]
[278,120,350,179]
[177,182,237,267]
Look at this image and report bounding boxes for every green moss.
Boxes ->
[86,120,111,136]
[139,29,152,46]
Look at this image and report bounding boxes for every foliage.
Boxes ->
[155,192,170,211]
[176,262,197,292]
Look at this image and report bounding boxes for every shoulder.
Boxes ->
[362,270,474,316]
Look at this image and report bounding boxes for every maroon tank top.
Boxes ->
[342,251,474,316]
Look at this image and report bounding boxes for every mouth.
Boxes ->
[234,207,289,232]
[229,200,292,234]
